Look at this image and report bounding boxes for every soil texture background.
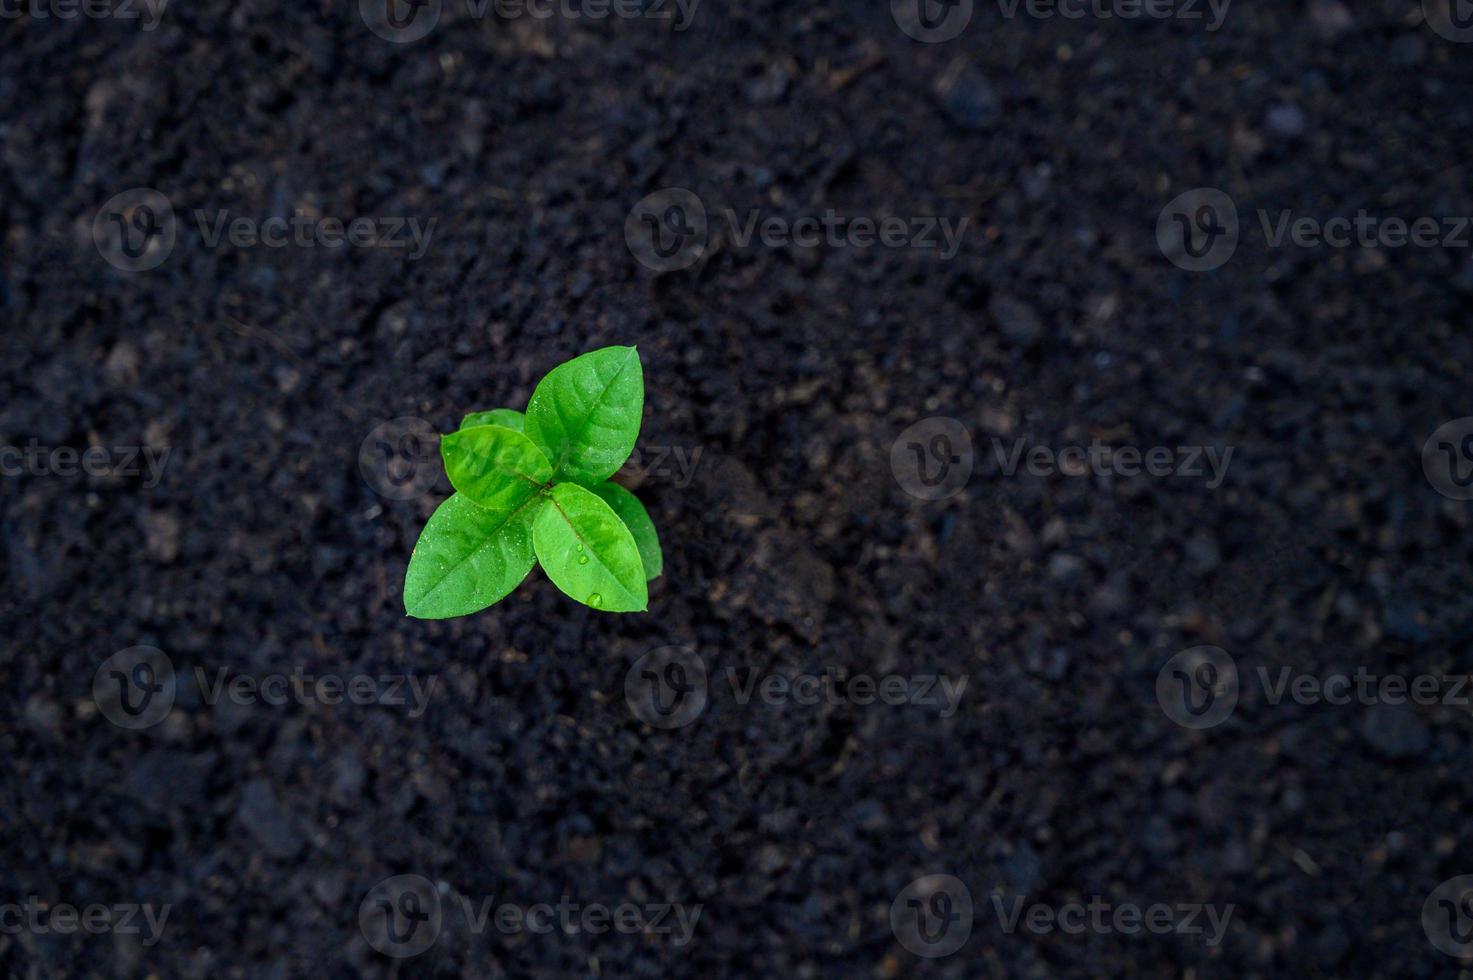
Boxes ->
[3,0,1473,976]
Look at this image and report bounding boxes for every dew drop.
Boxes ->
[577,554,590,565]
[587,593,602,607]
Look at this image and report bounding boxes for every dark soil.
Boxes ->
[4,1,1473,977]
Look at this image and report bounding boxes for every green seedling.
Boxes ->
[403,346,663,618]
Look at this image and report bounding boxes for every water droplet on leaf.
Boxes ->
[587,593,602,607]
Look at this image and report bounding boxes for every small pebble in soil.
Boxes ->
[989,294,1043,348]
[1185,533,1221,575]
[1389,35,1427,65]
[1266,104,1307,139]
[745,64,790,105]
[237,778,304,859]
[1048,553,1086,583]
[1358,704,1430,759]
[141,510,181,562]
[934,59,1000,131]
[1307,0,1353,40]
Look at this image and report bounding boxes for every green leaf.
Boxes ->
[461,408,525,432]
[525,346,644,485]
[532,483,648,612]
[404,492,544,619]
[441,425,552,511]
[590,482,662,580]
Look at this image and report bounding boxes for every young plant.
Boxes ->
[403,345,663,619]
